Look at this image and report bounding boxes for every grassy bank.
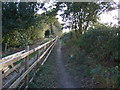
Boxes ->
[61,29,120,88]
[28,47,57,88]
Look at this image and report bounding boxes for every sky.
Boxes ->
[99,9,118,26]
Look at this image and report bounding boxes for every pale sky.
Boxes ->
[99,9,118,26]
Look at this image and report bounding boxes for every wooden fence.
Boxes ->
[0,37,58,89]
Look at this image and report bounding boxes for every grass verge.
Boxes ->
[28,48,57,88]
[61,40,120,88]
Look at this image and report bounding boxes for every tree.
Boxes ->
[55,1,114,37]
[2,2,63,48]
[2,2,42,33]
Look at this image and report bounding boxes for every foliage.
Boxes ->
[61,24,120,87]
[69,26,119,62]
[2,2,62,49]
[28,48,57,88]
[56,1,114,37]
[45,30,50,37]
[2,2,42,33]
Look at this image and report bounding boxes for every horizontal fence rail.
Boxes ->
[1,50,25,62]
[0,37,58,89]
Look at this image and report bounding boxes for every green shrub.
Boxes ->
[3,28,44,47]
[72,29,119,62]
[61,26,120,87]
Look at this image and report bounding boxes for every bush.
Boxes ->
[73,29,119,62]
[61,25,120,87]
[3,28,44,48]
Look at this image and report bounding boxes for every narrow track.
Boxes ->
[55,40,78,88]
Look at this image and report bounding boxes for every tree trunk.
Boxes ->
[78,23,82,34]
[84,21,89,32]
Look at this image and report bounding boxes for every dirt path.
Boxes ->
[55,40,78,88]
[28,39,79,88]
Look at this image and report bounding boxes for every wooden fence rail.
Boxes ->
[0,37,58,89]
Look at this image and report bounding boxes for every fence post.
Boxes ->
[25,46,29,86]
[0,64,2,90]
[44,44,46,51]
[36,49,40,68]
[5,43,7,52]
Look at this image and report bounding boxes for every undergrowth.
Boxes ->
[61,29,120,88]
[28,48,57,88]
